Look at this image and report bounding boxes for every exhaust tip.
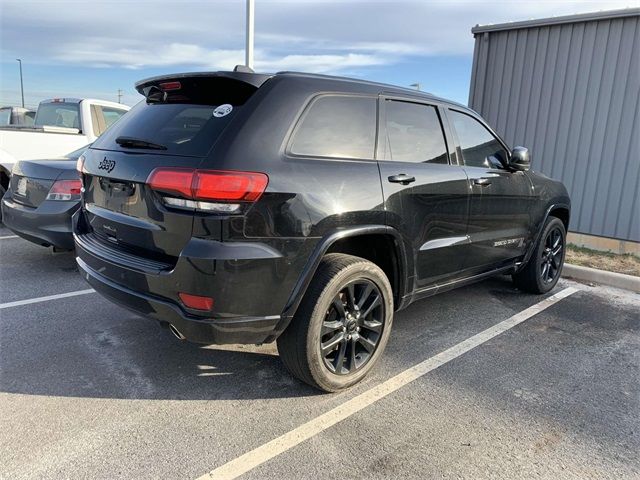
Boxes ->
[169,324,186,341]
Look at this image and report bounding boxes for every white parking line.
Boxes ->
[0,235,19,240]
[0,289,95,310]
[198,286,579,480]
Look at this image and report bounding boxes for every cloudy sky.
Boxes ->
[0,0,635,108]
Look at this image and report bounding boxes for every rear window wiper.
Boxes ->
[115,136,167,150]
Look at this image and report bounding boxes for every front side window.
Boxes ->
[384,100,448,164]
[449,110,507,169]
[289,95,377,160]
[34,102,80,129]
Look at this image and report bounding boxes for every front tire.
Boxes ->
[277,253,394,392]
[513,217,566,294]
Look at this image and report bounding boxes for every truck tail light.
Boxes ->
[147,168,268,212]
[46,179,82,201]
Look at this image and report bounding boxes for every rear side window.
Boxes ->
[449,110,508,169]
[92,77,257,157]
[289,95,376,160]
[384,100,448,164]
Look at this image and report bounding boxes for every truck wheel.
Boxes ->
[277,253,394,392]
[513,217,566,294]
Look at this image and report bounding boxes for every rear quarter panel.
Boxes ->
[203,77,386,319]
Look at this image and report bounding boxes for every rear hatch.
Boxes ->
[10,160,74,208]
[80,73,269,264]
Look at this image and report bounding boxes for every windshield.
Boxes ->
[0,109,11,126]
[34,102,81,129]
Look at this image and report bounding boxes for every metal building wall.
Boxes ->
[469,9,640,242]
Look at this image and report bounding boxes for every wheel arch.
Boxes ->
[548,205,570,231]
[518,202,570,272]
[276,225,409,337]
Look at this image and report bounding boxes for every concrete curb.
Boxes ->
[562,263,640,293]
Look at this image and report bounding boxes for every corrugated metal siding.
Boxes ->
[469,12,640,242]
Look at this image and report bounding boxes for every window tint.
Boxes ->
[35,102,80,129]
[449,110,507,169]
[93,102,241,156]
[384,101,448,164]
[290,95,376,159]
[93,76,257,157]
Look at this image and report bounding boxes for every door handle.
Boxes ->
[473,178,492,186]
[388,174,416,185]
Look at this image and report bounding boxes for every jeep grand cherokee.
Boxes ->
[73,69,570,392]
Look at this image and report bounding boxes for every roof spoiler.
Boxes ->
[134,70,271,94]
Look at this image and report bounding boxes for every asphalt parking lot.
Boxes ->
[1,224,639,480]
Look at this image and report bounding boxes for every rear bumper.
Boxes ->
[76,256,281,344]
[72,208,302,345]
[1,193,78,250]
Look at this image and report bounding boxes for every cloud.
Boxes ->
[2,0,634,74]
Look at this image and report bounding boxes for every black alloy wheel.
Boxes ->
[320,279,385,375]
[540,226,563,284]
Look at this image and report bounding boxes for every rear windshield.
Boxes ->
[35,102,80,129]
[92,77,257,157]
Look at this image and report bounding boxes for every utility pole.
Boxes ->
[410,83,421,91]
[16,59,25,107]
[245,0,254,69]
[117,89,123,104]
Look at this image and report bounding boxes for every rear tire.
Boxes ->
[277,253,394,392]
[513,217,566,294]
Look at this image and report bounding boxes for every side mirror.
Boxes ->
[510,146,530,171]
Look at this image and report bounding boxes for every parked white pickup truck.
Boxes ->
[0,98,130,194]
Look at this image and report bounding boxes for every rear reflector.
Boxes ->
[178,292,214,311]
[46,179,82,201]
[147,168,268,203]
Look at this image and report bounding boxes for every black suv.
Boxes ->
[73,69,570,392]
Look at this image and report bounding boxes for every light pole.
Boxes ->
[16,59,25,107]
[245,0,254,69]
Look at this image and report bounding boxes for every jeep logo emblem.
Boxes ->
[98,157,116,173]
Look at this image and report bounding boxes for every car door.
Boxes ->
[446,108,534,273]
[377,97,471,291]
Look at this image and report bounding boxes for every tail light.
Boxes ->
[46,179,82,201]
[147,168,268,213]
